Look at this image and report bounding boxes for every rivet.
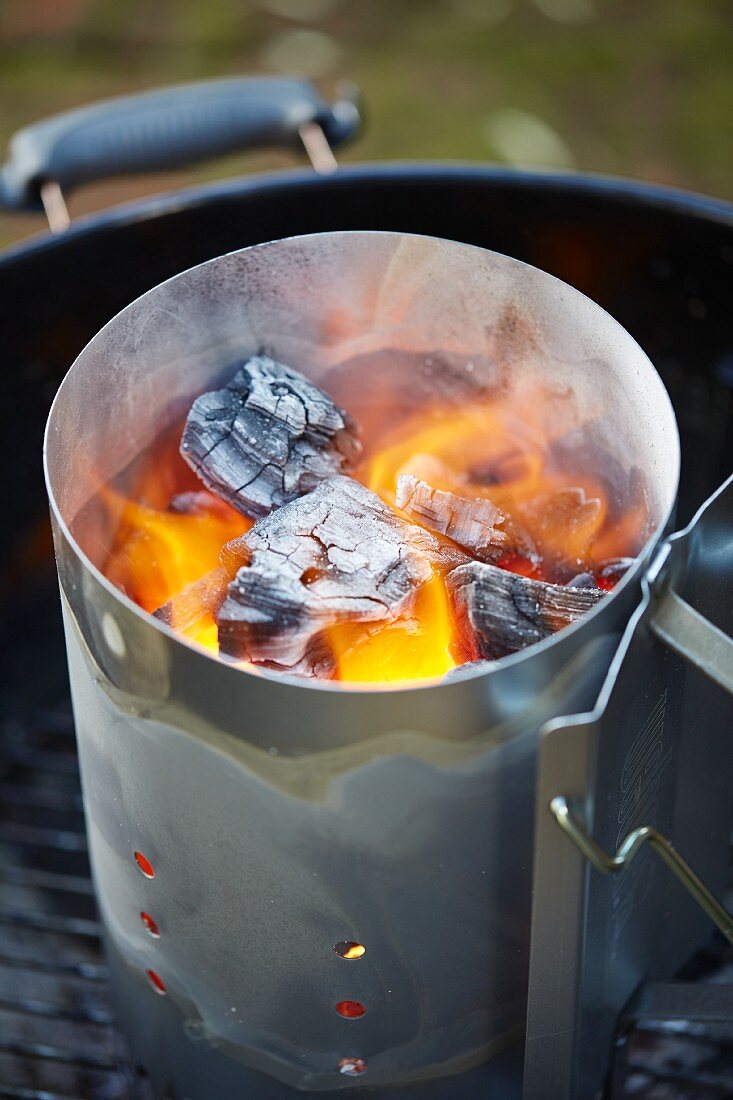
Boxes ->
[102,613,126,658]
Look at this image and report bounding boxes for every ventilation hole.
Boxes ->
[338,1058,367,1077]
[336,1000,366,1019]
[146,969,167,995]
[134,851,155,878]
[334,941,366,960]
[140,911,160,937]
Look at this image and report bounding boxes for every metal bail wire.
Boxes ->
[40,180,71,233]
[550,795,733,944]
[298,121,339,175]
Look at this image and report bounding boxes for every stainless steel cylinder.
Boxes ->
[44,232,679,1095]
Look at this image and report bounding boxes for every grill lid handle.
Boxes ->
[0,77,361,226]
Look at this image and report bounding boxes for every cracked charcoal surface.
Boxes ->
[181,356,363,519]
[447,560,605,661]
[216,476,445,671]
[396,474,510,562]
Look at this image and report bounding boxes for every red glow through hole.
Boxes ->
[334,941,366,959]
[338,1057,367,1076]
[146,969,167,995]
[134,851,155,878]
[140,911,160,937]
[335,1000,366,1019]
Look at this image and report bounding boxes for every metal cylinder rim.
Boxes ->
[43,228,681,696]
[5,162,733,266]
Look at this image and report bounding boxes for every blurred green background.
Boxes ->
[1,0,732,248]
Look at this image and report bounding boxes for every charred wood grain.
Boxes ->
[447,560,605,660]
[396,474,511,561]
[181,356,362,519]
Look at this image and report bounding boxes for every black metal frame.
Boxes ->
[526,473,733,1099]
[1,163,733,1098]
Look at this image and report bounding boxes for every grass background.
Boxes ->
[1,0,732,247]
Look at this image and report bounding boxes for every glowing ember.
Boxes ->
[327,570,456,682]
[101,356,646,685]
[335,1000,366,1019]
[359,400,613,574]
[334,941,366,959]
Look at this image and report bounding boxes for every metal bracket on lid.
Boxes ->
[39,180,71,233]
[299,86,360,173]
[549,467,733,943]
[298,121,339,175]
[524,472,733,1100]
[650,584,733,695]
[298,84,361,174]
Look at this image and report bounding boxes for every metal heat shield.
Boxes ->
[524,473,733,1100]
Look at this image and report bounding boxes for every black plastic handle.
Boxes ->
[0,77,360,212]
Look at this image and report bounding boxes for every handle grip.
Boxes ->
[0,77,360,212]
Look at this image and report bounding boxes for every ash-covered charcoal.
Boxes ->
[181,356,362,519]
[447,561,605,661]
[168,490,237,519]
[565,571,597,589]
[598,556,635,582]
[396,474,510,562]
[216,476,443,670]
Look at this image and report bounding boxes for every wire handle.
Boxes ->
[550,795,733,943]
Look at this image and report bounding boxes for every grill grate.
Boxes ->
[609,938,733,1099]
[0,709,152,1100]
[1,709,731,1099]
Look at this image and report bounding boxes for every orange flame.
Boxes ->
[327,570,456,683]
[360,400,615,572]
[101,389,645,683]
[104,489,249,653]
